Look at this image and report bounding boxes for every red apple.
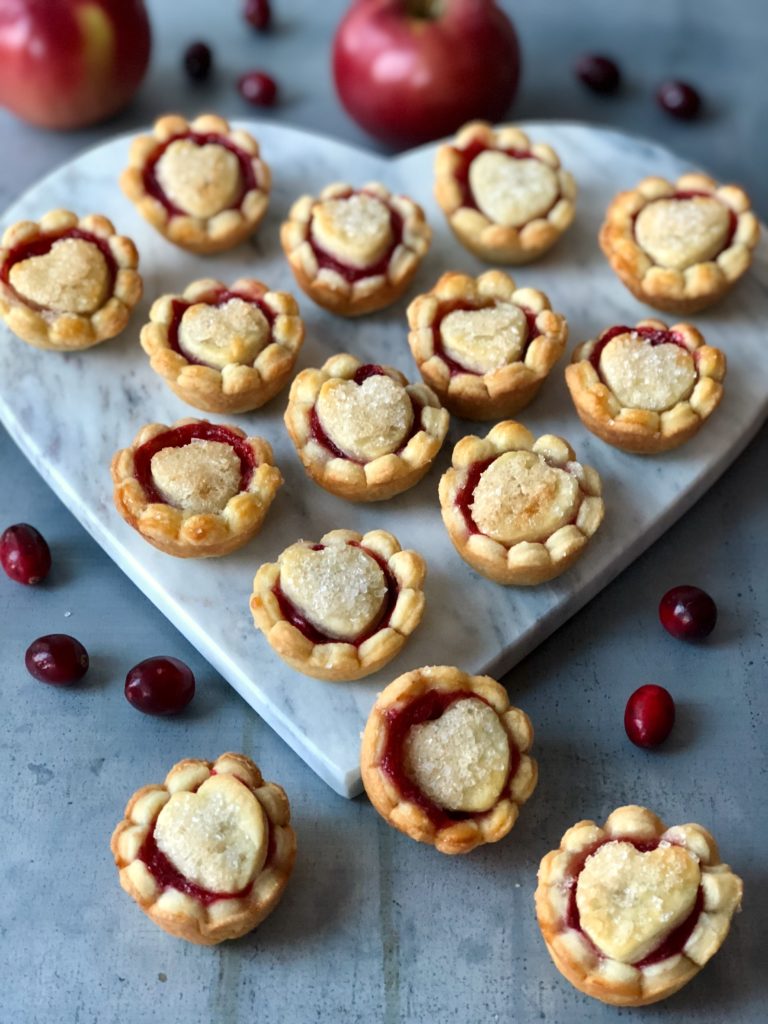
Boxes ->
[0,0,151,130]
[332,0,520,148]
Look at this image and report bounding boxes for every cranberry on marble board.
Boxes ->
[625,684,676,748]
[125,656,195,715]
[26,634,89,685]
[1,523,51,585]
[659,585,717,641]
[575,54,621,94]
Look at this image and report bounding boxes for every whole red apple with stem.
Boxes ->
[333,0,520,148]
[0,0,151,130]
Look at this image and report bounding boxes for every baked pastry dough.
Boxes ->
[284,353,449,502]
[565,318,726,454]
[434,122,576,264]
[120,113,270,254]
[439,420,604,585]
[280,181,431,316]
[599,173,759,314]
[535,804,743,1006]
[250,528,426,681]
[140,277,304,414]
[407,270,568,420]
[111,753,296,945]
[361,665,537,854]
[0,209,141,351]
[111,418,282,557]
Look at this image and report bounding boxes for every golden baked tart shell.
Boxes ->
[361,665,538,855]
[111,753,296,945]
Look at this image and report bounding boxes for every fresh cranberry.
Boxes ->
[624,685,676,748]
[125,656,195,716]
[1,523,51,585]
[238,70,278,107]
[244,0,271,30]
[184,42,213,82]
[575,54,621,94]
[656,80,702,119]
[25,634,89,685]
[659,585,717,640]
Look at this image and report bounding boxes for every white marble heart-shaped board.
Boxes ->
[1,122,766,797]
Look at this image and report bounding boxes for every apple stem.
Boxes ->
[407,0,445,19]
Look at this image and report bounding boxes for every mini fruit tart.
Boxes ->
[535,804,743,1006]
[407,270,568,420]
[434,121,577,264]
[111,753,296,945]
[111,418,282,558]
[565,319,726,454]
[284,353,450,502]
[250,528,426,682]
[599,173,759,314]
[279,181,431,316]
[439,420,604,586]
[0,209,141,351]
[361,665,537,855]
[140,277,304,414]
[120,113,270,254]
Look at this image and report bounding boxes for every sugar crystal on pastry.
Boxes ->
[469,151,560,228]
[599,332,696,411]
[316,374,414,462]
[150,439,241,514]
[9,237,109,314]
[311,193,393,268]
[155,140,241,218]
[441,303,529,374]
[634,197,730,270]
[178,298,270,368]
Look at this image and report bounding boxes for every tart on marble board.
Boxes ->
[535,804,743,1006]
[434,121,577,264]
[280,181,431,316]
[0,209,142,351]
[439,420,604,586]
[111,753,296,945]
[120,113,270,254]
[599,172,759,314]
[284,353,450,502]
[565,318,726,454]
[140,277,305,414]
[360,665,537,855]
[111,418,282,557]
[250,528,426,682]
[407,269,568,420]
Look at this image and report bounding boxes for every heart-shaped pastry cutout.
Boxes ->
[441,303,528,373]
[154,774,267,893]
[404,697,510,812]
[599,332,696,411]
[576,840,701,963]
[471,451,579,545]
[634,197,730,270]
[280,541,387,640]
[316,373,414,462]
[178,298,270,368]
[9,237,109,314]
[311,193,393,269]
[469,151,559,228]
[150,438,241,514]
[155,139,241,218]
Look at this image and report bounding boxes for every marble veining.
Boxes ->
[1,121,766,797]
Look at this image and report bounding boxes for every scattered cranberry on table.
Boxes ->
[656,80,702,119]
[575,54,621,94]
[244,0,271,31]
[1,523,51,585]
[659,585,717,640]
[624,684,676,748]
[125,656,195,716]
[26,634,89,686]
[238,70,278,106]
[183,41,213,82]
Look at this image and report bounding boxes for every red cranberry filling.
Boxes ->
[432,300,539,377]
[633,191,736,253]
[563,836,704,966]
[451,140,560,218]
[308,189,403,283]
[142,132,259,218]
[272,541,398,646]
[588,324,694,376]
[134,422,255,504]
[309,364,423,463]
[1,229,117,310]
[380,690,518,830]
[167,288,275,367]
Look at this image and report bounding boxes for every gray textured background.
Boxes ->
[1,2,766,1022]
